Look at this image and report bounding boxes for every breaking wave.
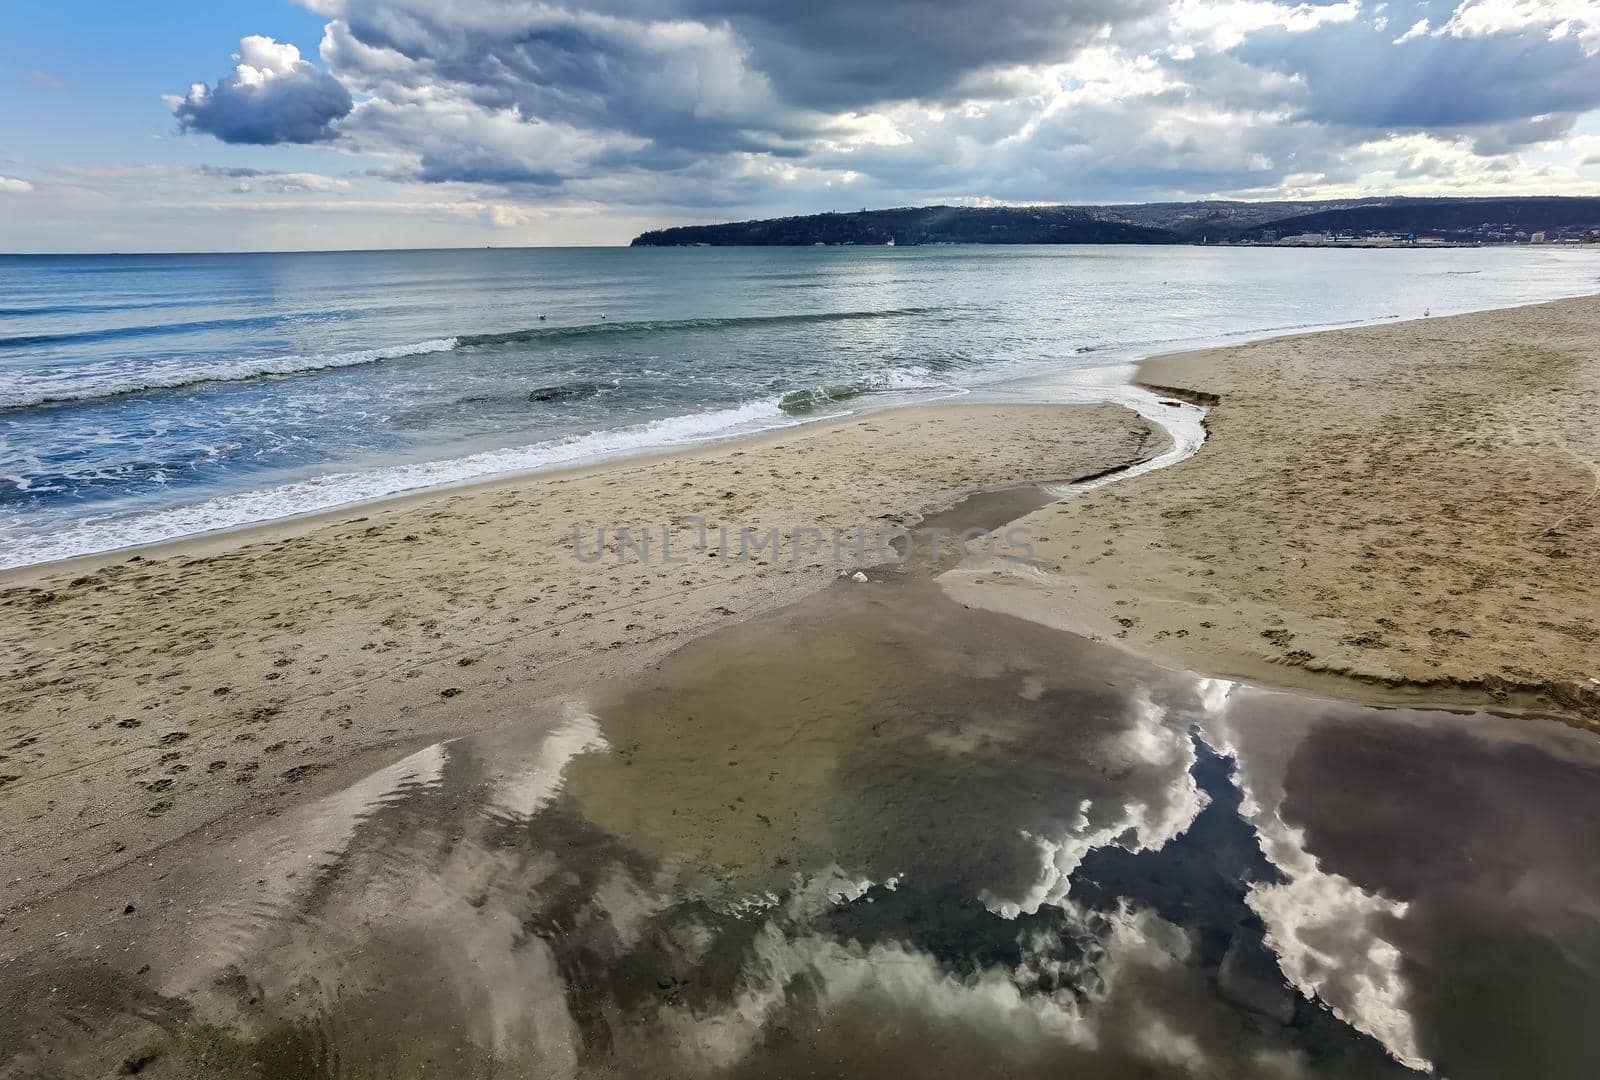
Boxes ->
[455,307,941,347]
[0,399,795,568]
[0,338,460,410]
[778,366,954,414]
[0,308,942,410]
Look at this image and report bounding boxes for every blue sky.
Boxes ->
[4,5,326,166]
[3,0,1599,251]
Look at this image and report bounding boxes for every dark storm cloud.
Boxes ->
[172,36,352,145]
[194,0,1164,180]
[1470,112,1582,156]
[1226,5,1600,134]
[317,2,831,164]
[682,0,1167,109]
[167,0,1600,204]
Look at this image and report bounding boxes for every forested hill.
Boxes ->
[630,197,1600,246]
[631,206,1178,246]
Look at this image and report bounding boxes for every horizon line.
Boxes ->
[7,192,1600,257]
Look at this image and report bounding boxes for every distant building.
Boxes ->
[1282,233,1329,246]
[1530,231,1548,243]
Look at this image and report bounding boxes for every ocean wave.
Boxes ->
[456,307,940,347]
[1,308,941,410]
[525,380,618,404]
[0,310,359,350]
[0,298,200,318]
[0,399,794,568]
[778,366,952,414]
[0,338,460,409]
[1067,315,1393,360]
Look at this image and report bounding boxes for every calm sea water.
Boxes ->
[1,245,1596,567]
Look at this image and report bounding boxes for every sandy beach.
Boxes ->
[4,295,1599,931]
[5,297,1600,1078]
[0,402,1161,917]
[947,295,1600,721]
[14,4,1600,1069]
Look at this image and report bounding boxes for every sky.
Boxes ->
[2,0,1598,251]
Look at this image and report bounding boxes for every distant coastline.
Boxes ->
[632,195,1600,248]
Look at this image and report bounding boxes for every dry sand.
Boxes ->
[945,296,1600,723]
[0,403,1160,917]
[7,294,1599,932]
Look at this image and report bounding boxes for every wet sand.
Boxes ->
[0,403,1162,916]
[6,299,1600,1078]
[947,295,1600,722]
[4,497,1599,1078]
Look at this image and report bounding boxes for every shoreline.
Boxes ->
[0,401,1166,922]
[5,293,1599,950]
[0,401,944,586]
[10,272,1600,576]
[0,401,885,579]
[946,293,1600,727]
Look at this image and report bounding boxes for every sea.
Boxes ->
[1,244,1596,568]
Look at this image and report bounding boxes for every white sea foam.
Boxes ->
[0,337,460,408]
[0,398,792,568]
[870,365,949,391]
[778,364,956,413]
[12,250,1592,568]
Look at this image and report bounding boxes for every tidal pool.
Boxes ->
[3,524,1598,1079]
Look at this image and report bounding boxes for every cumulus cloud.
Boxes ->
[1199,689,1431,1073]
[157,1,1600,213]
[981,694,1208,920]
[1243,805,1430,1071]
[1438,0,1600,52]
[1392,17,1431,43]
[172,35,352,144]
[1166,0,1363,52]
[1469,111,1580,155]
[1220,8,1600,132]
[0,176,35,194]
[319,3,828,160]
[682,0,1166,109]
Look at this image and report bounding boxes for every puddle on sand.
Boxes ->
[4,507,1600,1079]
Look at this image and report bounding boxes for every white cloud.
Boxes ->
[1167,0,1364,52]
[1244,815,1431,1072]
[486,203,541,228]
[172,35,352,144]
[1573,134,1600,164]
[1323,131,1597,194]
[8,0,1588,247]
[236,172,351,194]
[235,35,307,85]
[486,709,606,821]
[1392,17,1431,42]
[1200,698,1432,1074]
[0,176,35,194]
[1438,0,1600,53]
[981,694,1208,919]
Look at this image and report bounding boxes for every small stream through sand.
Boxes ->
[4,380,1598,1080]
